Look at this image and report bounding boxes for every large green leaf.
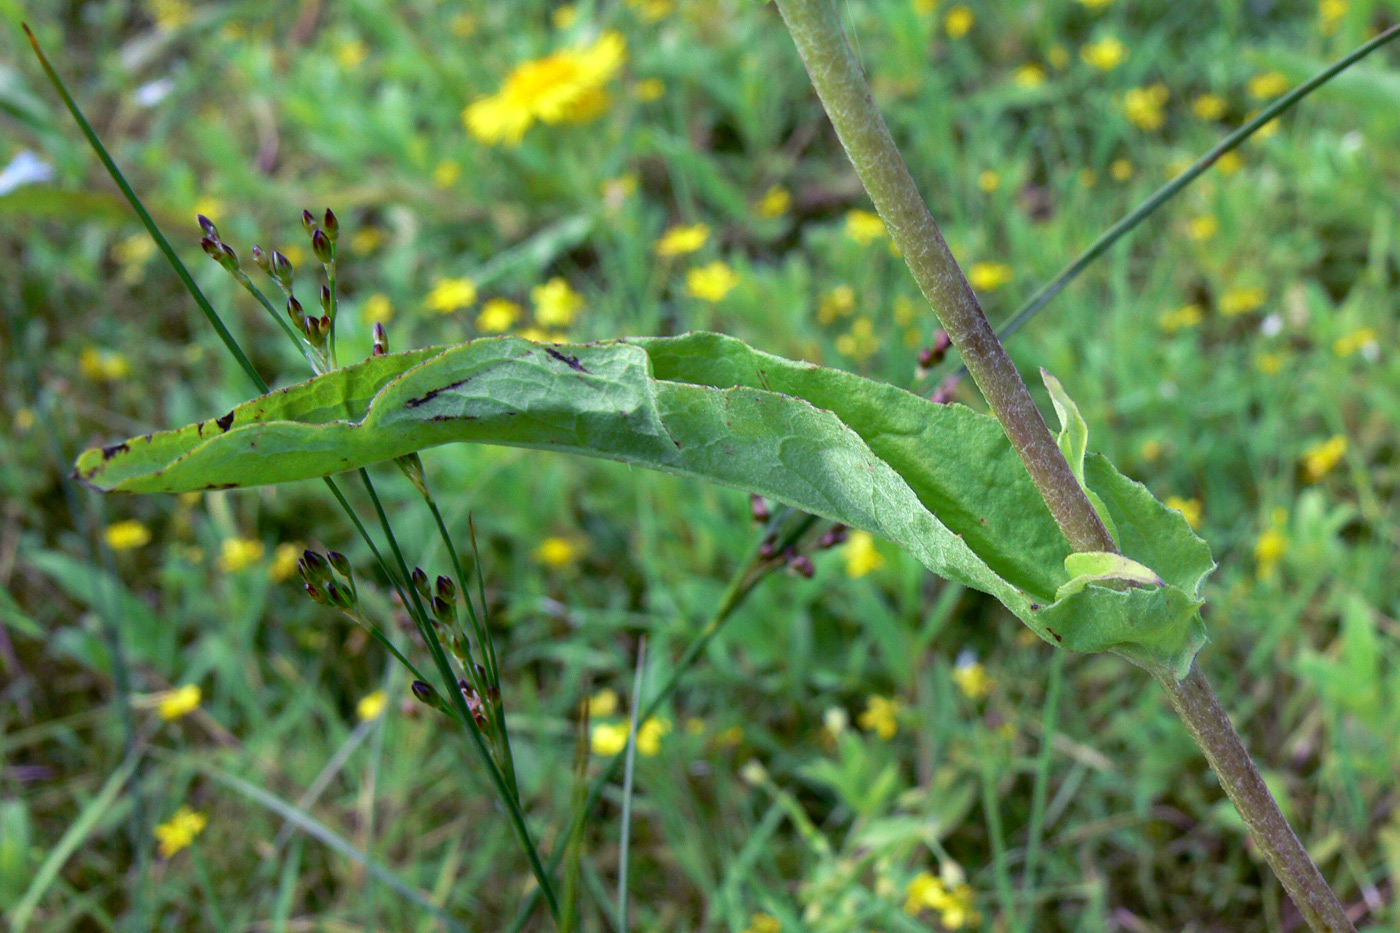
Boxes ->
[75,332,1212,675]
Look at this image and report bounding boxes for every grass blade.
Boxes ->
[616,637,648,933]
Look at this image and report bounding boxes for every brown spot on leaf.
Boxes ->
[216,411,235,432]
[102,442,129,460]
[544,347,588,373]
[405,377,472,408]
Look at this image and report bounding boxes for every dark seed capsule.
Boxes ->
[197,214,218,238]
[319,284,332,314]
[316,315,331,339]
[435,575,456,602]
[326,551,351,579]
[301,209,317,234]
[411,567,431,600]
[311,228,332,263]
[287,295,305,326]
[750,494,770,523]
[372,321,388,357]
[304,582,328,605]
[322,208,339,241]
[432,594,457,626]
[411,680,437,704]
[302,550,330,582]
[200,236,222,259]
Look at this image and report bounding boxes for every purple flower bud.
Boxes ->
[327,551,351,578]
[432,594,457,626]
[750,494,770,523]
[301,209,317,234]
[787,553,815,578]
[302,549,330,583]
[270,249,294,286]
[304,582,328,604]
[287,295,305,326]
[251,245,270,273]
[435,575,456,602]
[758,538,777,561]
[200,236,222,259]
[411,680,437,704]
[311,228,332,264]
[319,284,332,315]
[411,567,431,600]
[818,524,849,549]
[930,375,961,405]
[322,208,339,241]
[197,214,218,238]
[372,321,388,357]
[316,315,331,338]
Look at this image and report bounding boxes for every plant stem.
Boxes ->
[772,0,1114,555]
[1150,663,1356,933]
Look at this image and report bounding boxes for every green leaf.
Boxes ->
[75,332,1213,674]
[1042,368,1118,546]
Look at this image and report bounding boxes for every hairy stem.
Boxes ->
[772,0,1114,555]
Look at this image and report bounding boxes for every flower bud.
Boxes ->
[311,228,332,264]
[786,551,815,578]
[435,575,456,603]
[432,594,457,627]
[372,321,388,357]
[327,551,351,579]
[412,567,431,601]
[251,245,270,273]
[818,524,849,549]
[758,537,777,561]
[322,208,339,241]
[302,550,331,584]
[287,295,306,327]
[449,635,467,662]
[270,249,294,287]
[301,209,318,234]
[316,315,331,339]
[750,494,769,523]
[917,331,952,370]
[930,375,960,405]
[197,214,218,239]
[319,284,332,315]
[326,580,355,609]
[304,581,328,605]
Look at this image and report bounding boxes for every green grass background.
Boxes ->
[2,0,1398,930]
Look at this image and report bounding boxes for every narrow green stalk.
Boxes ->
[1017,650,1064,932]
[1150,663,1356,933]
[772,0,1115,556]
[616,637,648,933]
[979,755,1018,929]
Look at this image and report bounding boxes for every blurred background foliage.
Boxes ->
[2,0,1398,929]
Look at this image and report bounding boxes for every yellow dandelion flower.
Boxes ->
[835,316,879,363]
[905,871,981,927]
[1248,71,1290,100]
[685,261,739,302]
[756,184,791,219]
[1081,36,1126,71]
[218,537,264,573]
[335,38,367,70]
[433,160,462,188]
[157,684,201,721]
[588,688,619,717]
[978,170,1001,192]
[1123,84,1168,131]
[1255,526,1288,581]
[535,535,581,568]
[477,298,522,333]
[105,520,152,551]
[80,347,132,381]
[591,721,629,756]
[944,6,974,38]
[844,209,887,245]
[1158,303,1204,333]
[155,806,208,858]
[968,262,1014,292]
[1220,286,1266,316]
[635,716,671,756]
[1301,435,1347,482]
[532,277,584,327]
[635,77,664,101]
[952,658,993,700]
[1216,151,1243,175]
[552,4,578,29]
[1047,44,1070,68]
[1332,327,1377,357]
[351,226,385,254]
[427,277,477,313]
[1318,0,1347,34]
[858,695,900,740]
[1109,158,1134,181]
[361,293,393,325]
[113,233,156,284]
[357,689,388,721]
[627,0,674,21]
[843,530,885,577]
[1164,496,1203,529]
[654,223,710,257]
[1255,351,1285,375]
[269,542,301,582]
[1012,63,1045,88]
[817,284,857,324]
[1188,215,1219,242]
[744,912,781,933]
[1193,93,1227,120]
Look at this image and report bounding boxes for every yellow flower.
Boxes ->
[817,284,856,324]
[685,261,739,302]
[635,716,671,756]
[591,721,629,756]
[588,688,619,717]
[626,0,674,21]
[1077,0,1113,8]
[464,32,626,146]
[905,872,981,928]
[1332,327,1377,357]
[532,277,584,327]
[912,0,937,14]
[1193,93,1228,120]
[157,684,201,721]
[1047,44,1070,69]
[1158,303,1204,333]
[835,316,879,363]
[477,298,522,333]
[218,537,265,574]
[977,170,1000,193]
[13,408,34,433]
[1187,215,1219,242]
[1081,36,1126,71]
[634,77,664,101]
[654,223,710,257]
[1301,435,1347,482]
[80,347,132,381]
[148,0,191,31]
[1255,351,1285,375]
[1248,71,1290,100]
[535,535,581,568]
[1139,439,1164,462]
[1164,496,1203,529]
[1078,168,1098,188]
[743,912,781,933]
[155,806,208,858]
[335,38,367,70]
[756,185,791,218]
[1123,84,1168,131]
[1219,286,1266,316]
[361,293,394,325]
[113,233,156,284]
[269,542,301,582]
[351,226,385,254]
[944,6,974,38]
[433,159,462,188]
[844,209,887,245]
[552,4,578,28]
[357,689,388,721]
[968,262,1013,292]
[952,659,993,700]
[105,520,152,551]
[1318,0,1347,34]
[1109,158,1134,181]
[843,530,885,578]
[1012,63,1045,88]
[858,695,900,740]
[1255,525,1288,581]
[427,277,478,313]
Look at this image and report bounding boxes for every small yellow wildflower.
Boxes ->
[1301,435,1347,482]
[80,347,132,381]
[105,520,152,551]
[1332,327,1377,357]
[357,689,388,721]
[655,223,710,257]
[952,658,993,700]
[1255,351,1285,375]
[433,159,462,188]
[157,684,201,721]
[1158,304,1204,333]
[335,38,367,70]
[1047,45,1070,68]
[427,277,478,313]
[912,0,937,15]
[601,173,639,209]
[532,277,585,327]
[1248,71,1290,100]
[1081,36,1126,71]
[1012,63,1045,88]
[1193,93,1228,120]
[756,185,791,219]
[904,871,981,928]
[218,537,265,573]
[1217,151,1243,175]
[1123,84,1169,131]
[744,912,781,933]
[977,170,1001,193]
[1220,286,1266,316]
[1255,525,1288,581]
[843,530,885,577]
[588,688,619,717]
[1188,215,1219,242]
[1164,496,1203,529]
[893,295,917,326]
[477,298,522,333]
[155,807,208,858]
[634,77,664,102]
[1318,0,1347,35]
[944,6,974,38]
[351,226,385,254]
[1078,168,1098,188]
[551,4,577,29]
[535,535,581,568]
[844,209,887,245]
[13,408,34,433]
[636,716,671,756]
[627,0,674,21]
[113,233,156,284]
[269,542,301,582]
[1254,116,1281,139]
[835,316,879,362]
[1139,439,1164,462]
[1109,158,1134,181]
[591,721,629,756]
[361,293,394,325]
[685,261,740,302]
[968,262,1013,292]
[817,284,857,324]
[858,695,900,740]
[149,0,191,31]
